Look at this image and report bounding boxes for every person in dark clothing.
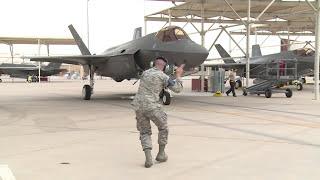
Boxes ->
[226,69,237,97]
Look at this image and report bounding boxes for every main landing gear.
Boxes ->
[82,65,95,100]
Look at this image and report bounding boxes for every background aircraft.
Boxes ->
[0,62,65,82]
[209,44,316,89]
[214,44,314,77]
[29,25,209,103]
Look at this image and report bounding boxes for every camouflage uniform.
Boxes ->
[131,67,183,150]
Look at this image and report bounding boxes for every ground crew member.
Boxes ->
[226,69,237,97]
[131,56,185,168]
[27,75,32,83]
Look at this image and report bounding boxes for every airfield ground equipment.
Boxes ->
[243,59,299,98]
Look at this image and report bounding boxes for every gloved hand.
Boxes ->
[175,64,185,79]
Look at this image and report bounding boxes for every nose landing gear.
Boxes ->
[160,89,171,105]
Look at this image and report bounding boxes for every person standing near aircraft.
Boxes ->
[131,56,184,168]
[226,69,237,97]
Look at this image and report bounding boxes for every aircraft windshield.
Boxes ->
[293,48,315,57]
[156,26,190,42]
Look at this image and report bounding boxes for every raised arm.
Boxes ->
[165,64,185,93]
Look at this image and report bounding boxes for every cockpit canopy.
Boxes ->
[293,48,315,57]
[156,26,190,42]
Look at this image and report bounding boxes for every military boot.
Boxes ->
[156,145,168,162]
[144,148,153,168]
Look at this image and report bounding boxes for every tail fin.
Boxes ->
[68,24,91,55]
[68,24,90,76]
[133,27,142,40]
[252,44,262,57]
[214,44,236,63]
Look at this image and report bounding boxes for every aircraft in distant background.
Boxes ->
[0,62,66,82]
[29,24,209,104]
[214,44,314,77]
[209,44,317,90]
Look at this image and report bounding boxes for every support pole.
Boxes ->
[254,0,275,46]
[185,15,201,33]
[9,44,13,64]
[306,0,317,12]
[229,35,232,53]
[208,29,223,52]
[46,44,50,56]
[255,27,258,45]
[287,27,291,50]
[38,39,41,83]
[246,0,251,87]
[221,26,246,55]
[261,34,271,46]
[314,0,320,100]
[168,9,172,26]
[231,35,246,53]
[144,18,147,36]
[162,21,169,29]
[86,0,90,49]
[190,22,201,34]
[256,0,276,20]
[223,0,247,26]
[200,1,205,92]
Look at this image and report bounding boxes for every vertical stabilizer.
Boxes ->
[68,24,91,55]
[68,24,90,76]
[133,27,142,40]
[252,44,262,57]
[214,44,236,63]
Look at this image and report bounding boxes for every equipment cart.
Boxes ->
[243,59,298,98]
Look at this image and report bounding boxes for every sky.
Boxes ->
[0,0,172,60]
[0,0,316,63]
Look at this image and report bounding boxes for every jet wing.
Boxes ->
[205,62,246,70]
[0,66,37,70]
[28,55,109,65]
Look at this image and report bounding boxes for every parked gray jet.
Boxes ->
[29,25,209,101]
[214,44,314,77]
[215,44,315,75]
[0,62,65,82]
[212,44,315,88]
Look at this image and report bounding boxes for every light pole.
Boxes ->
[87,0,90,50]
[38,39,41,83]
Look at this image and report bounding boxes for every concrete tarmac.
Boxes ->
[1,79,320,180]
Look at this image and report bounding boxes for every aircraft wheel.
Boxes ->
[285,88,293,98]
[242,89,247,96]
[265,89,272,98]
[296,83,303,91]
[235,80,242,89]
[82,85,92,100]
[161,90,171,105]
[0,79,2,83]
[301,78,306,84]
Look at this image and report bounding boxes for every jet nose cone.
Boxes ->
[199,45,209,58]
[180,43,209,69]
[195,44,209,62]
